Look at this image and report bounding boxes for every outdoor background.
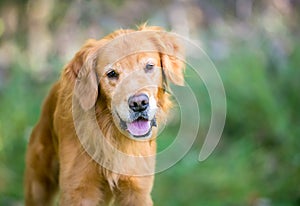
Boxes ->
[0,0,300,205]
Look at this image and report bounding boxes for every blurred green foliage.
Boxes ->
[1,0,300,205]
[154,33,300,206]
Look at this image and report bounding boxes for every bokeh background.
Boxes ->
[0,0,300,205]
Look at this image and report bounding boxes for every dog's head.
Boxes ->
[67,26,185,140]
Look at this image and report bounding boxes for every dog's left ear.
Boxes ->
[160,33,185,86]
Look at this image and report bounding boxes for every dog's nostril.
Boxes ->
[141,100,147,106]
[128,94,149,112]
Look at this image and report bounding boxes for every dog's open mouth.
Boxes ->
[118,115,157,138]
[127,117,151,137]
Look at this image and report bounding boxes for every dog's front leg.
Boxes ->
[115,176,154,206]
[58,139,104,206]
[59,161,104,205]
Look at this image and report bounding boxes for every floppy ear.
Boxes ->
[66,39,102,111]
[160,33,185,86]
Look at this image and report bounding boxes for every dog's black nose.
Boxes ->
[128,94,149,112]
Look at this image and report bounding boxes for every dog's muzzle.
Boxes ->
[119,93,157,138]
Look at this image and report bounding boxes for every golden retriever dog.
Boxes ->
[24,25,185,206]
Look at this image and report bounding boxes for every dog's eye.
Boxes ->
[106,70,119,79]
[145,63,154,72]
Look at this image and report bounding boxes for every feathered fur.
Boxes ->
[24,25,185,206]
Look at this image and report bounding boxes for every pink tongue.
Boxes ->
[127,119,151,136]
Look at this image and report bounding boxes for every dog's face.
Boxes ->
[99,52,162,139]
[72,28,185,140]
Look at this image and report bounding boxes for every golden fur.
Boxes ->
[24,25,185,206]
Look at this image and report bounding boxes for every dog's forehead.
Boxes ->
[97,51,160,74]
[118,52,160,65]
[96,32,161,70]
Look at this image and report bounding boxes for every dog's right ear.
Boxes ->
[65,39,105,111]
